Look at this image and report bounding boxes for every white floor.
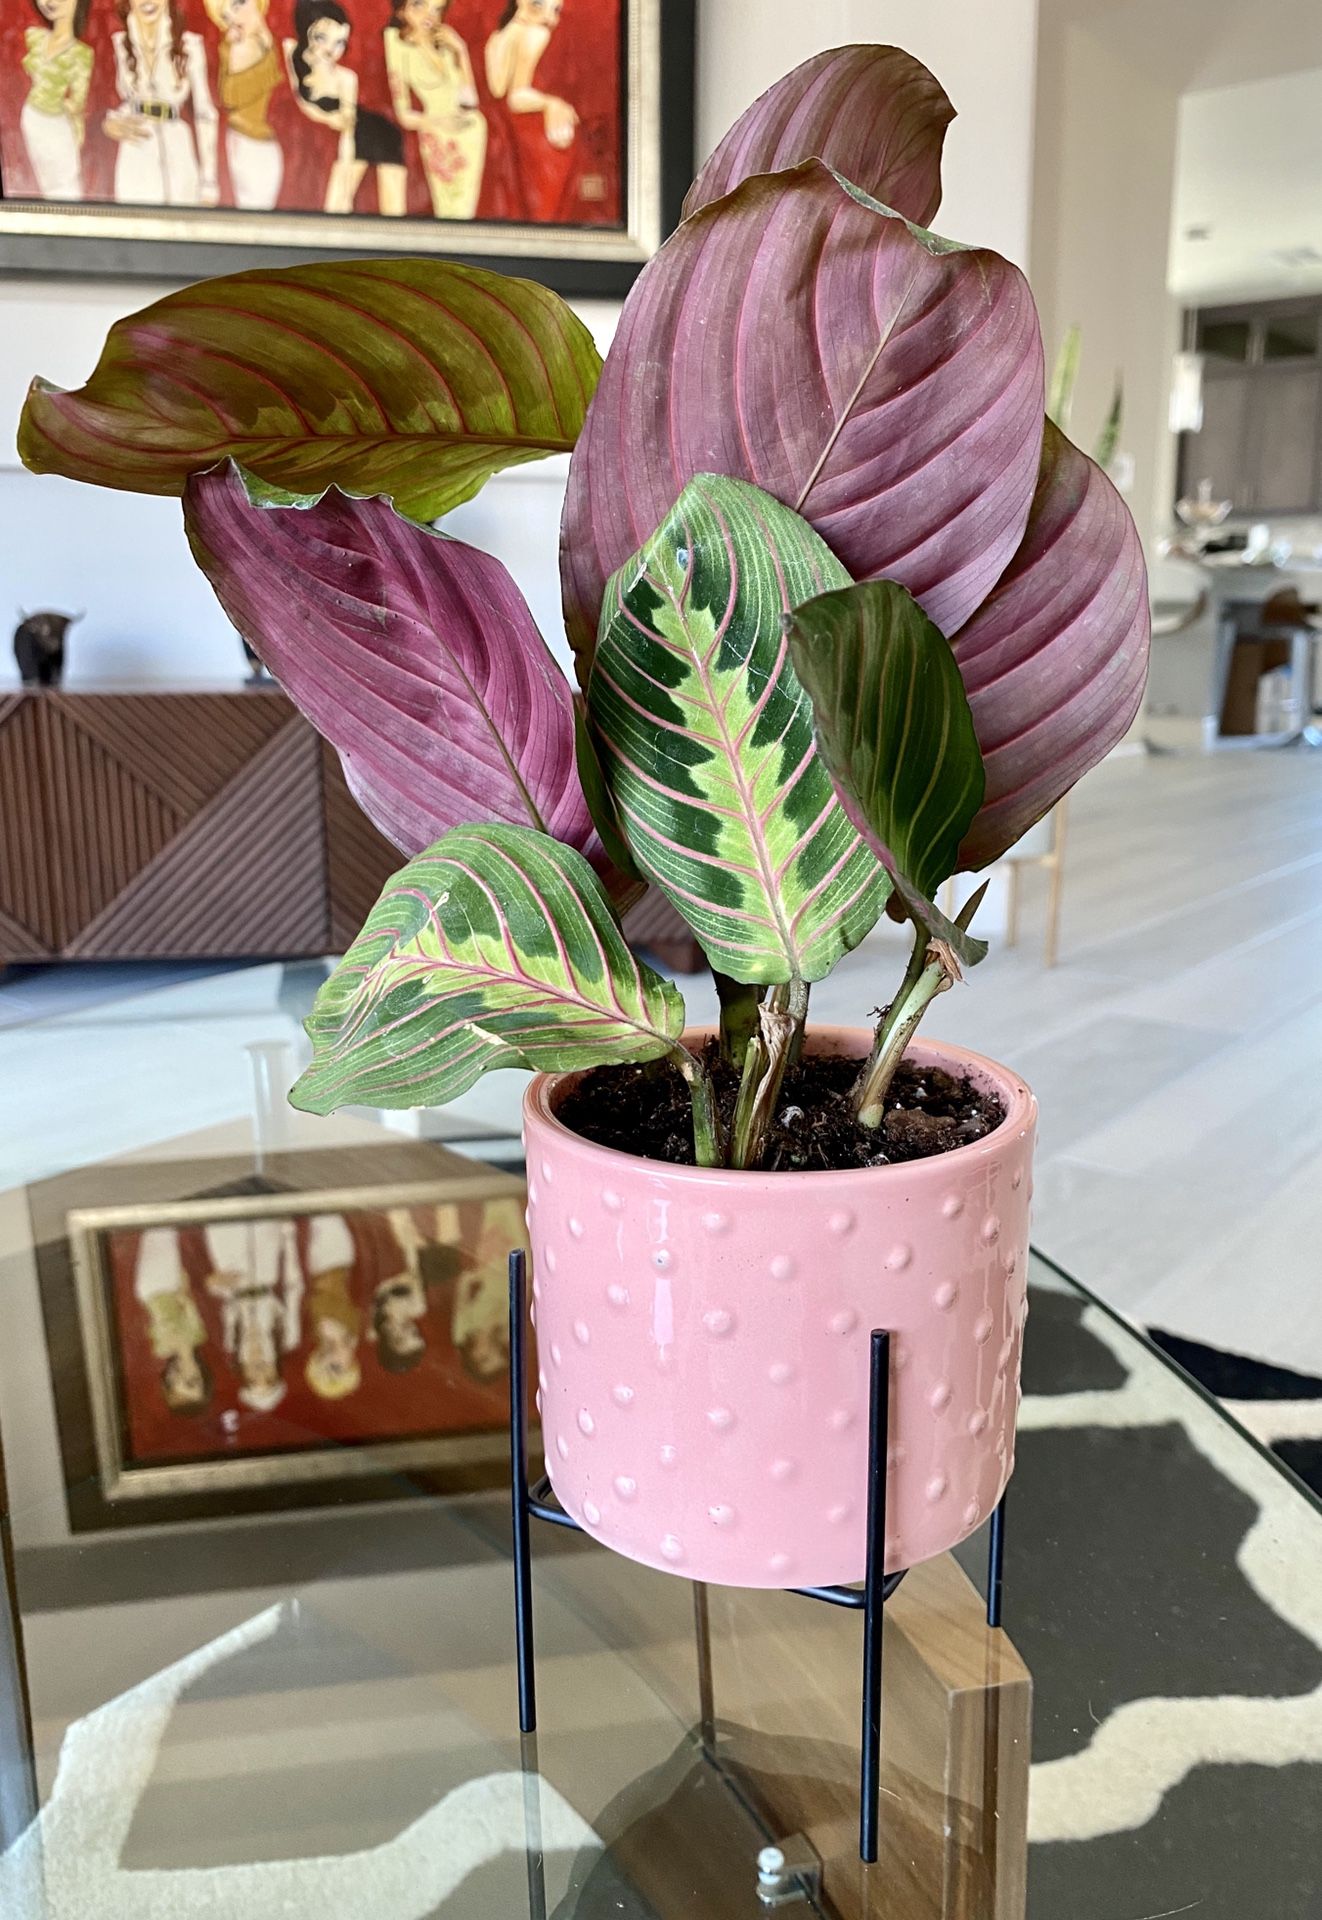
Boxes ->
[2,744,1320,1375]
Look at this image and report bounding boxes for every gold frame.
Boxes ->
[68,1170,528,1506]
[0,0,668,270]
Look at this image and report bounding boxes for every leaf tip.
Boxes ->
[288,1070,334,1117]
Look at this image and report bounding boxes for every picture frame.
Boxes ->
[30,1138,533,1530]
[0,0,694,296]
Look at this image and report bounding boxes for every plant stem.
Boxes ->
[856,927,930,1091]
[787,980,811,1065]
[730,977,806,1170]
[676,1047,725,1167]
[714,972,761,1071]
[854,926,960,1128]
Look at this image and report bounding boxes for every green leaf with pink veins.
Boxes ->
[292,824,685,1117]
[586,474,891,987]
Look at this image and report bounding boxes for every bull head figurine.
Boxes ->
[14,609,82,688]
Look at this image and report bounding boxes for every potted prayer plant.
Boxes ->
[19,45,1149,1588]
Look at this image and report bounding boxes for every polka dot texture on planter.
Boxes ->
[523,1033,1036,1588]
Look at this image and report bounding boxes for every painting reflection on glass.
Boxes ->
[85,1188,527,1477]
[0,0,621,224]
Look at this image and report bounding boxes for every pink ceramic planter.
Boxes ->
[522,1028,1036,1588]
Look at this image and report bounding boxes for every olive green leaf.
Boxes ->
[19,259,601,521]
[292,825,684,1116]
[586,474,890,986]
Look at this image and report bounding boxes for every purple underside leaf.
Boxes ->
[561,159,1045,679]
[683,43,955,225]
[952,421,1151,871]
[184,464,605,875]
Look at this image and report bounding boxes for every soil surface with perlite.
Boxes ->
[555,1049,1006,1173]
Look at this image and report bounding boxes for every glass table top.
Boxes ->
[1,1121,1321,1920]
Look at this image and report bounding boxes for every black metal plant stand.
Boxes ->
[507,1250,1009,1869]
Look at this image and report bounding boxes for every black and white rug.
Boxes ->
[1149,1328,1322,1499]
[1006,1286,1322,1918]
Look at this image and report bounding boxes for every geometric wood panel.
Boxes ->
[0,698,60,955]
[42,699,183,938]
[70,720,327,958]
[0,687,709,972]
[54,690,289,816]
[0,689,402,968]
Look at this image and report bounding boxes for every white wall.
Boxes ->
[0,279,242,686]
[698,0,1040,268]
[1,2,1041,688]
[1030,11,1181,553]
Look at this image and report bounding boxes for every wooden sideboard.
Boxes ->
[0,688,401,966]
[0,686,706,972]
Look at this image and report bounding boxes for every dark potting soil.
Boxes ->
[555,1048,1006,1173]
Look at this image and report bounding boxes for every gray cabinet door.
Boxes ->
[1243,366,1322,514]
[1179,373,1251,509]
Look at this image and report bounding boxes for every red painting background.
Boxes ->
[106,1199,525,1468]
[0,0,623,224]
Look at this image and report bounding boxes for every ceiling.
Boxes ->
[1168,65,1322,303]
[1044,0,1322,303]
[1045,0,1322,92]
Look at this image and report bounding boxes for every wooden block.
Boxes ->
[550,1545,1029,1919]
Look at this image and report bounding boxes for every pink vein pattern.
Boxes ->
[20,259,601,524]
[587,474,889,984]
[951,423,1151,871]
[292,824,684,1115]
[186,468,605,875]
[560,161,1045,676]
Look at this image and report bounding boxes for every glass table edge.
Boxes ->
[1029,1241,1322,1519]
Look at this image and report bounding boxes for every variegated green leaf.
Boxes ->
[292,825,684,1116]
[786,580,986,958]
[586,474,890,985]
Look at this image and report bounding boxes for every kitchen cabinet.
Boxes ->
[1180,373,1250,505]
[1244,366,1322,514]
[1177,296,1322,515]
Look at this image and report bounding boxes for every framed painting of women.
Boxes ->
[0,0,693,294]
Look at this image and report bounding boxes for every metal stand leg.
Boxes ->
[859,1328,890,1864]
[509,1250,537,1732]
[506,1252,915,1872]
[986,1488,1008,1630]
[520,1740,548,1920]
[693,1581,716,1752]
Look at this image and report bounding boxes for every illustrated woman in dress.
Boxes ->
[202,0,283,210]
[300,1212,363,1401]
[484,0,578,223]
[286,0,406,216]
[133,1227,213,1415]
[104,0,219,206]
[203,1218,303,1415]
[20,0,94,201]
[384,0,486,222]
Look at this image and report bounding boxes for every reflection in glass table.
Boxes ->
[2,1136,1321,1919]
